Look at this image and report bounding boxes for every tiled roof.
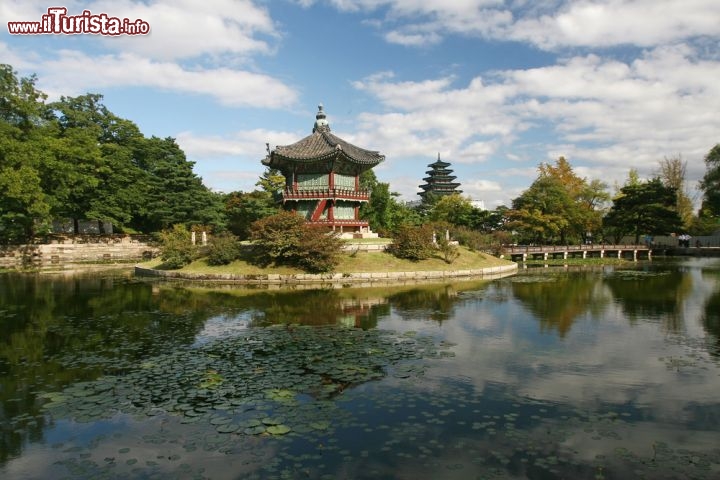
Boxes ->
[264,126,384,167]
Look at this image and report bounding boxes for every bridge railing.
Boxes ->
[502,244,649,254]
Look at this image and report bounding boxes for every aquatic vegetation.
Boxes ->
[40,325,451,438]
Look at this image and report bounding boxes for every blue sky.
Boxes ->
[3,0,719,209]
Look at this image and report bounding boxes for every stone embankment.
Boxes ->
[134,263,518,287]
[1,235,158,269]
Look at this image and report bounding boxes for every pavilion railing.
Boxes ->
[282,188,371,202]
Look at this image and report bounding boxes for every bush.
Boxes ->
[437,237,460,264]
[452,226,508,256]
[249,211,344,273]
[158,224,197,269]
[386,224,435,261]
[206,232,241,266]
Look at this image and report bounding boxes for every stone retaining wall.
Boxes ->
[134,263,518,286]
[1,236,158,268]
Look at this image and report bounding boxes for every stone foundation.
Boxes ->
[0,235,159,269]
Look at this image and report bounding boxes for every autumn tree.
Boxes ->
[508,157,609,244]
[657,155,694,230]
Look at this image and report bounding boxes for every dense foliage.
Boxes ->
[507,157,609,245]
[386,224,436,261]
[0,65,224,243]
[249,211,344,273]
[359,170,421,233]
[158,224,197,269]
[205,232,241,266]
[603,178,684,243]
[700,144,720,219]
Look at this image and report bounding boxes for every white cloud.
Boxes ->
[176,129,302,158]
[27,50,297,108]
[509,0,720,50]
[384,30,441,46]
[348,44,719,206]
[311,0,720,50]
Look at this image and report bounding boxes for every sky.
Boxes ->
[2,0,720,209]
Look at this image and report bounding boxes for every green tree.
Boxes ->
[603,178,683,243]
[46,94,149,230]
[507,175,573,244]
[256,167,285,197]
[359,174,422,233]
[700,144,720,219]
[225,190,279,239]
[0,65,53,241]
[132,136,225,232]
[427,193,475,227]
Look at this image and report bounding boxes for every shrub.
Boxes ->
[158,224,197,269]
[386,224,435,261]
[437,237,460,264]
[249,211,344,273]
[452,226,508,256]
[206,232,241,266]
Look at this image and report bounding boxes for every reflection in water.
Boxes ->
[387,284,462,323]
[509,269,610,337]
[604,268,693,333]
[701,268,720,357]
[1,261,720,479]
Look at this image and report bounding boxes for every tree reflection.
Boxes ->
[702,289,720,357]
[511,271,609,337]
[387,285,458,323]
[0,273,211,464]
[604,269,692,333]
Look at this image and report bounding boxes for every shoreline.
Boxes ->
[134,263,519,285]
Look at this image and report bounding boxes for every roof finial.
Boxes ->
[313,103,330,133]
[437,152,441,161]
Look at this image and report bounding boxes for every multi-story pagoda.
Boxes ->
[262,105,384,237]
[418,153,462,200]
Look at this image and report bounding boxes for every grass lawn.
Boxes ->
[139,246,513,275]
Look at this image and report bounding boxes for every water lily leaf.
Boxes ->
[266,424,291,435]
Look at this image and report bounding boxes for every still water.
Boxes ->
[1,259,719,479]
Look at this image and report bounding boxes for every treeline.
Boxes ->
[3,63,719,247]
[0,65,224,242]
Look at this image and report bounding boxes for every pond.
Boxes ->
[1,258,719,479]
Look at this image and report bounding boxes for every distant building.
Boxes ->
[418,153,462,200]
[262,105,384,237]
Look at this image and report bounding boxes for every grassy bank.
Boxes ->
[139,246,513,275]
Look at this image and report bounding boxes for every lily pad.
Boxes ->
[266,424,292,435]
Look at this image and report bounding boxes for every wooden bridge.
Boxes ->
[502,244,652,262]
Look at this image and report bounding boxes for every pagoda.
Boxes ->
[418,153,462,200]
[262,105,384,237]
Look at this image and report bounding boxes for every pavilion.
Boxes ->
[262,105,384,238]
